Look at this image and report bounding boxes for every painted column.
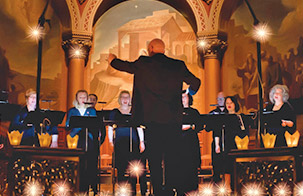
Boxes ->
[198,36,227,161]
[202,38,227,112]
[62,38,92,110]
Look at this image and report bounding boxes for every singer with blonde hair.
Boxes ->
[9,88,58,146]
[108,90,147,196]
[65,89,99,194]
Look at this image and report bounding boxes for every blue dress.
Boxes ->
[109,109,143,195]
[109,109,139,168]
[65,107,97,149]
[9,106,58,146]
[65,106,99,193]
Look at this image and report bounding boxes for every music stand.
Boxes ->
[96,110,111,124]
[69,116,103,152]
[25,110,65,133]
[98,110,133,127]
[100,112,133,194]
[200,113,252,183]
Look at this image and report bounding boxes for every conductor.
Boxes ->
[108,38,200,196]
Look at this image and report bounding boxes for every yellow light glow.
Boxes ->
[273,183,291,196]
[75,50,81,56]
[242,183,264,196]
[197,39,208,51]
[7,130,23,145]
[295,182,303,196]
[70,46,85,58]
[52,181,70,196]
[24,180,44,196]
[216,183,231,195]
[116,183,131,196]
[128,160,144,177]
[28,26,44,42]
[285,130,300,147]
[252,23,272,43]
[200,183,214,196]
[33,30,40,36]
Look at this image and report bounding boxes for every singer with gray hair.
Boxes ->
[265,84,296,147]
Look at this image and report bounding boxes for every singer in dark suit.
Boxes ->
[206,92,227,182]
[108,38,201,196]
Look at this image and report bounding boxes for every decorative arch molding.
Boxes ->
[208,0,224,32]
[62,0,236,40]
[81,0,102,33]
[186,0,208,33]
[65,0,103,37]
[186,0,225,38]
[66,0,81,32]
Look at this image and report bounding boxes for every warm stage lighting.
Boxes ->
[200,183,214,196]
[75,50,81,56]
[52,181,70,196]
[295,182,303,196]
[70,46,85,58]
[128,160,144,177]
[28,26,44,42]
[216,183,231,196]
[116,183,131,196]
[197,38,208,51]
[252,23,272,43]
[242,183,264,196]
[273,183,291,196]
[24,180,44,196]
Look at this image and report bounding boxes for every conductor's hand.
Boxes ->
[108,53,117,64]
[215,144,221,154]
[139,141,145,153]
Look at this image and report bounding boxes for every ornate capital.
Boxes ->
[62,37,92,66]
[197,36,227,60]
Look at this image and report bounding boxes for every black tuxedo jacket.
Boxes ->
[111,53,201,125]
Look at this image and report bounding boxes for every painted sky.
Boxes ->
[91,0,176,64]
[232,0,303,55]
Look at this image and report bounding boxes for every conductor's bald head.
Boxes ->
[148,38,165,56]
